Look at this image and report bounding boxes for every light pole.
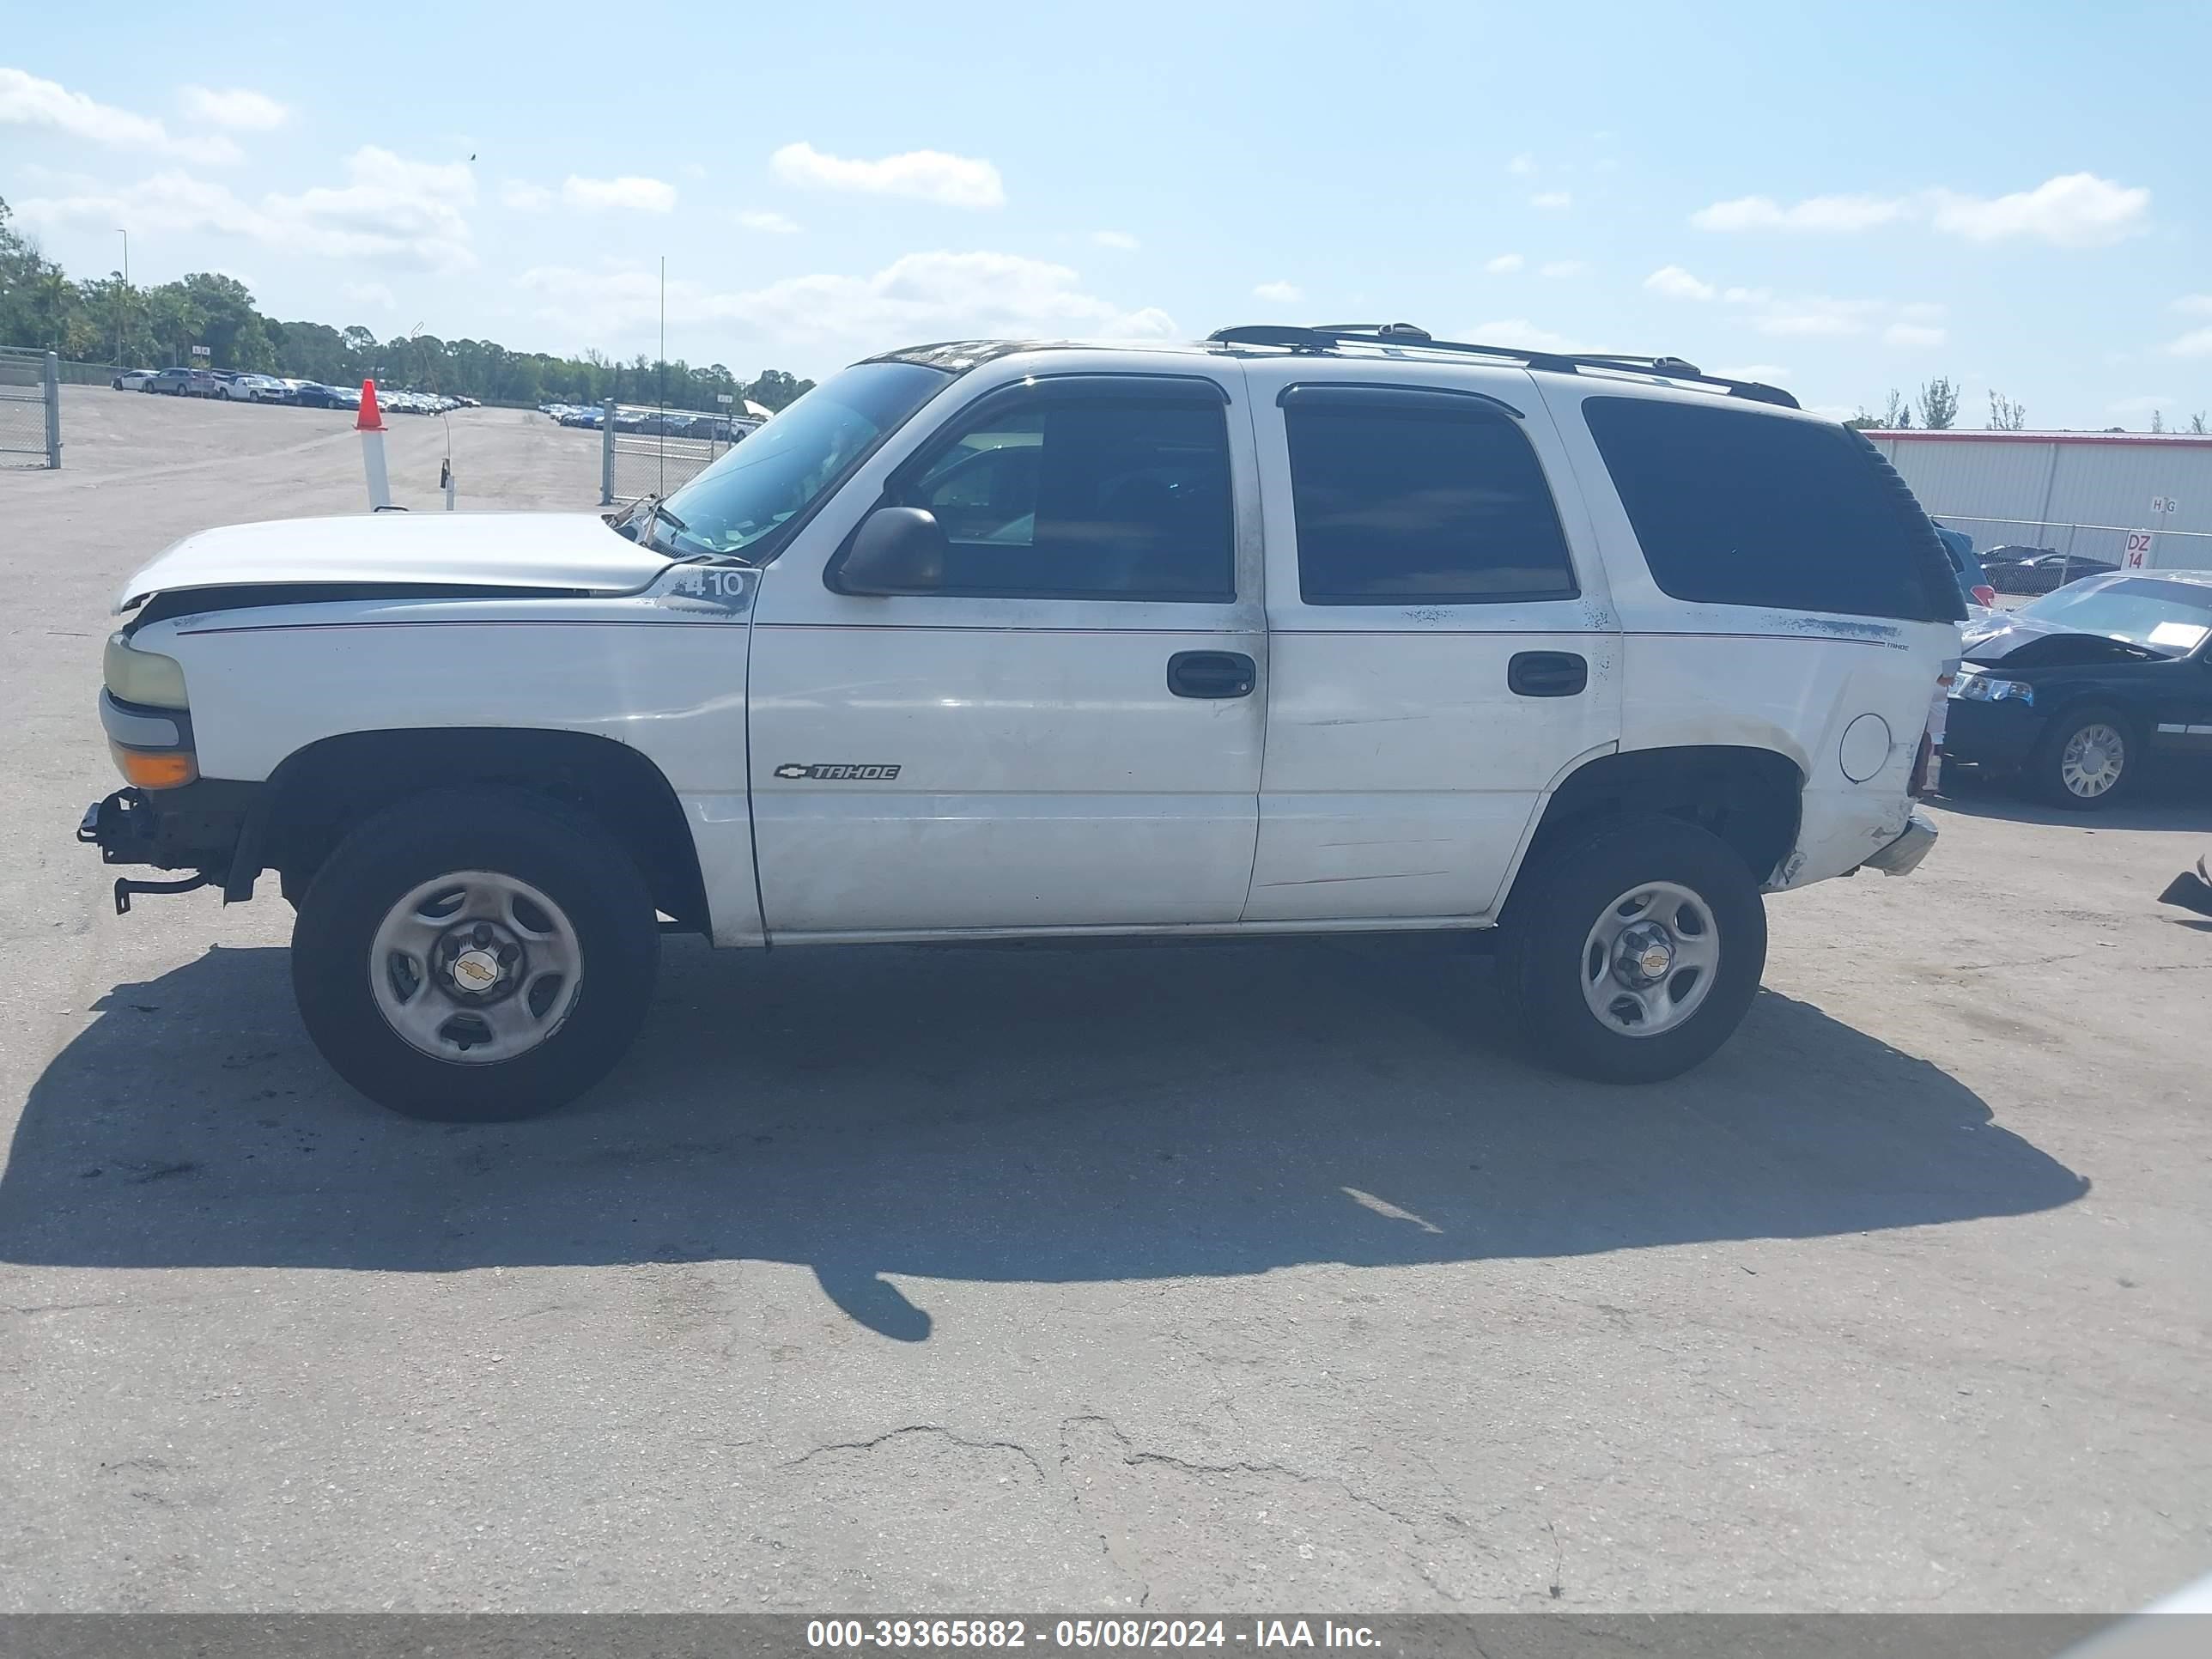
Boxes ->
[114,228,129,366]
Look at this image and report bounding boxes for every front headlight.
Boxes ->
[103,632,190,708]
[1951,668,2033,706]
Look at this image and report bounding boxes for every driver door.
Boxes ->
[745,370,1267,938]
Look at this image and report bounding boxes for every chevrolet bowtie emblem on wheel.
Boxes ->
[774,763,902,781]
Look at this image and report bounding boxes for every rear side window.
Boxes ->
[1583,397,1962,622]
[1284,387,1577,605]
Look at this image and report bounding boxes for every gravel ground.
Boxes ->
[0,388,2207,1613]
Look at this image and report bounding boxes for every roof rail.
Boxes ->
[1205,323,1801,410]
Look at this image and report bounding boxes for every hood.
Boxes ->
[117,512,669,612]
[1961,612,2166,669]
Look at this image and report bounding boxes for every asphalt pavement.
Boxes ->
[1,390,2207,1612]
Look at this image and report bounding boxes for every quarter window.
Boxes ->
[1284,388,1577,605]
[1582,396,1960,622]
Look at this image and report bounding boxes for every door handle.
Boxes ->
[1507,651,1587,697]
[1167,650,1256,699]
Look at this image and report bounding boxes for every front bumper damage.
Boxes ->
[79,781,259,913]
[1860,806,1939,878]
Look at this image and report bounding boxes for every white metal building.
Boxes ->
[1866,429,2212,571]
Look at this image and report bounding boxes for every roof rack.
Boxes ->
[1205,323,1801,410]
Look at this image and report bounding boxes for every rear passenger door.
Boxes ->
[1243,368,1620,921]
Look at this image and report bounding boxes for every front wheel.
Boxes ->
[1496,818,1767,1084]
[291,790,659,1121]
[2030,707,2134,810]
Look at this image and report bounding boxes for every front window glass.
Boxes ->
[651,362,949,558]
[889,387,1234,600]
[2017,578,2212,654]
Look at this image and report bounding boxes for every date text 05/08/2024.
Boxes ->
[805,1620,1380,1650]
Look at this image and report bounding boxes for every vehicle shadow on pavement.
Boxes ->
[0,935,2088,1340]
[1935,767,2212,832]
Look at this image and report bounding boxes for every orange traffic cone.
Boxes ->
[357,379,391,508]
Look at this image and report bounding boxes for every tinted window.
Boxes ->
[1284,392,1576,605]
[893,387,1234,600]
[1583,397,1961,622]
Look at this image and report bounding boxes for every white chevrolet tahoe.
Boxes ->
[82,324,1958,1121]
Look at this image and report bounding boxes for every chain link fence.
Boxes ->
[597,401,758,505]
[0,349,61,469]
[1930,513,2212,592]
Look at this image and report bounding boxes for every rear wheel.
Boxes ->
[2030,706,2134,810]
[291,790,659,1121]
[1497,817,1767,1084]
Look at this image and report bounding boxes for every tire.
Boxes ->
[2028,705,2136,811]
[290,789,659,1121]
[1496,817,1768,1085]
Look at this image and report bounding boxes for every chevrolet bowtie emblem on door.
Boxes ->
[774,763,902,781]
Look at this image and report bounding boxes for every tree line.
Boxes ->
[0,196,815,413]
[1848,376,2207,435]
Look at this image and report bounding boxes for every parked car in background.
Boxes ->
[331,385,362,411]
[143,367,216,397]
[221,374,290,404]
[2004,552,2121,597]
[286,382,343,409]
[1944,570,2212,807]
[111,368,157,391]
[1934,524,1998,616]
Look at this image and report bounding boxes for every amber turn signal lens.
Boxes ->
[111,744,198,789]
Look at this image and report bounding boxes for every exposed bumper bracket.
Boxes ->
[1862,807,1939,878]
[112,872,213,915]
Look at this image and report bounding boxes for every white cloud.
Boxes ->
[1529,191,1571,210]
[1464,318,1582,353]
[516,249,1174,357]
[178,85,289,131]
[1507,152,1536,176]
[738,209,799,234]
[1928,173,2148,246]
[1091,229,1139,251]
[1540,259,1589,278]
[2167,328,2212,359]
[1252,280,1303,304]
[769,140,1004,209]
[343,280,396,311]
[2174,295,2212,317]
[270,148,476,270]
[1692,192,1906,233]
[1483,252,1524,273]
[1884,322,1948,347]
[19,146,477,272]
[0,66,239,163]
[562,174,676,213]
[1715,363,1789,383]
[1721,284,1771,305]
[1692,173,2148,246]
[1644,264,1716,301]
[501,179,553,210]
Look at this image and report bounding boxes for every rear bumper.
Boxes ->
[1862,807,1939,878]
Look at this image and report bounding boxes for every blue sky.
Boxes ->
[5,0,2209,427]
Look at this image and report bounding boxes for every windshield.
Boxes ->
[2018,576,2212,655]
[647,362,951,558]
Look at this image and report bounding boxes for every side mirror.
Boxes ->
[833,506,947,595]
